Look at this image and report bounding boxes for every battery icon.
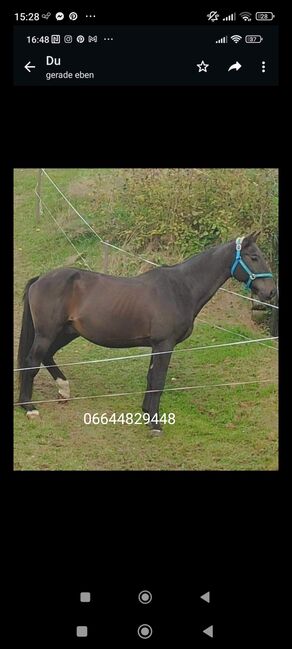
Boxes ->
[245,35,263,43]
[255,12,275,21]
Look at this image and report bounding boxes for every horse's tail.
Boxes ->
[17,277,39,387]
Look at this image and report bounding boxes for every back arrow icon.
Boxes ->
[203,625,214,638]
[228,61,242,72]
[24,61,36,72]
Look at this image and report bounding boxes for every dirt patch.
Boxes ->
[68,172,126,201]
[67,179,97,198]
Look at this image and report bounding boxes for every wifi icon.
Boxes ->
[240,11,252,21]
[231,35,242,44]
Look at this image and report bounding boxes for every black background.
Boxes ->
[2,5,288,646]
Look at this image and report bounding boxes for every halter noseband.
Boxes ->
[231,237,273,290]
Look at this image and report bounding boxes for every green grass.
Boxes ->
[14,169,278,471]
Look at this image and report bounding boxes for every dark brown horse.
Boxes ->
[17,232,276,432]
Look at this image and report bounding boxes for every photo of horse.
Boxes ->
[14,169,278,471]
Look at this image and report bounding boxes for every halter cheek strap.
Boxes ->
[231,237,273,290]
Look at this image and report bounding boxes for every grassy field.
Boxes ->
[13,169,278,471]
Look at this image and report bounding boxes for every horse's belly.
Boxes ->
[74,303,151,346]
[176,323,194,343]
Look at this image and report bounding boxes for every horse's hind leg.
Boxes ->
[42,331,79,401]
[18,333,54,419]
[147,341,174,435]
[142,353,153,414]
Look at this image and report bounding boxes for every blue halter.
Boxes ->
[231,237,273,290]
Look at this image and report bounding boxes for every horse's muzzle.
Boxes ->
[267,287,277,300]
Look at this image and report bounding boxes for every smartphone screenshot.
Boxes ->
[3,6,286,645]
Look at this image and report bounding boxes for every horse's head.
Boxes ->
[231,231,277,301]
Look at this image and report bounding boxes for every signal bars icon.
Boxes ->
[216,36,228,44]
[223,12,236,21]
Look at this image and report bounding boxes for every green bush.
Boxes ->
[87,168,278,264]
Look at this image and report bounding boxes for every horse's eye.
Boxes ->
[251,256,258,261]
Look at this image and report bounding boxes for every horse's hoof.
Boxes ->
[150,428,163,437]
[57,394,69,404]
[26,409,40,420]
[56,379,70,400]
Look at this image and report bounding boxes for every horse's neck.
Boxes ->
[179,242,234,316]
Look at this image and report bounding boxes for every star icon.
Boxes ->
[197,60,209,73]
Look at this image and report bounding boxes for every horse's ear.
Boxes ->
[251,230,261,241]
[242,230,261,247]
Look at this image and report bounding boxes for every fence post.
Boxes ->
[103,242,109,273]
[35,169,42,223]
